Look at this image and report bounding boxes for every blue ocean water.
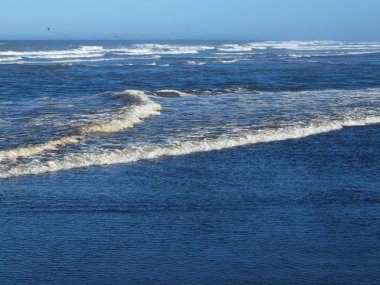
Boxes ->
[0,40,380,284]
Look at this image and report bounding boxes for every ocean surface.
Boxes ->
[0,40,379,284]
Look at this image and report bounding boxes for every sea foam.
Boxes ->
[0,90,161,161]
[1,116,379,179]
[80,90,161,133]
[0,136,82,162]
[0,46,105,59]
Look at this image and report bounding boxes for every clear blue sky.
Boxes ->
[1,0,379,40]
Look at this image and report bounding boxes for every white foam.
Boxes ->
[0,44,209,61]
[0,56,22,62]
[155,90,193,97]
[217,44,256,52]
[79,90,161,133]
[0,45,105,59]
[2,116,379,179]
[106,44,214,55]
[217,41,380,53]
[185,60,206,65]
[217,59,239,64]
[3,42,380,64]
[0,136,82,162]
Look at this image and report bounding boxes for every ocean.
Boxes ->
[0,40,379,284]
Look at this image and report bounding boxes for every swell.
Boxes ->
[1,116,379,179]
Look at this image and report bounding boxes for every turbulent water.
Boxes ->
[1,40,380,178]
[1,40,380,284]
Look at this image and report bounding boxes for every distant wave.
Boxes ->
[217,44,258,52]
[217,41,380,52]
[216,59,239,64]
[185,60,207,65]
[0,45,104,59]
[51,57,128,64]
[2,41,380,65]
[154,90,193,97]
[109,44,214,55]
[1,116,379,179]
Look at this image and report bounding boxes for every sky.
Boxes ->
[0,0,379,41]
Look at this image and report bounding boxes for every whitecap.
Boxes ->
[0,45,105,60]
[217,59,239,64]
[79,90,161,133]
[185,60,206,65]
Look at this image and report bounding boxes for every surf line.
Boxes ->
[2,116,380,179]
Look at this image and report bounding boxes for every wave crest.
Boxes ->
[80,90,161,133]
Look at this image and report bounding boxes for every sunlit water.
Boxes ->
[1,41,379,284]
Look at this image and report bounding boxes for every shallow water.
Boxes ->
[0,40,379,284]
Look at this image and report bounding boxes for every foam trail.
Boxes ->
[0,136,82,162]
[2,116,379,179]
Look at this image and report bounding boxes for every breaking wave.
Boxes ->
[0,45,105,59]
[80,90,161,133]
[1,116,379,179]
[0,90,161,162]
[185,60,207,65]
[0,136,82,162]
[154,90,193,97]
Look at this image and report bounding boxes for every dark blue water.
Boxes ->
[0,41,380,284]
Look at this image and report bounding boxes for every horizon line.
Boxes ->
[1,38,378,42]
